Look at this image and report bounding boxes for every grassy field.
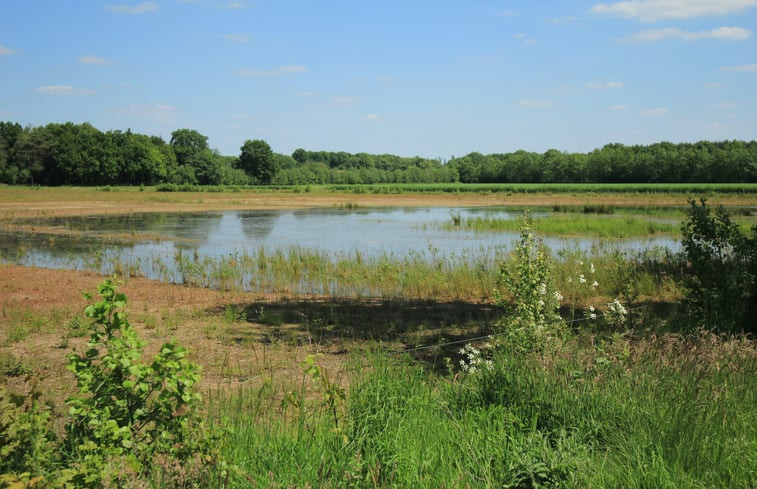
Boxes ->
[0,186,755,487]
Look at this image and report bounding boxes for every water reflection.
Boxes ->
[1,207,680,288]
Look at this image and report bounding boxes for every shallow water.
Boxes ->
[0,207,679,283]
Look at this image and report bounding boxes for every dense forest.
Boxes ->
[1,121,756,186]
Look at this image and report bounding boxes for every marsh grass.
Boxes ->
[443,214,679,238]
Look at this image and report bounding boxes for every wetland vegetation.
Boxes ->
[1,187,755,487]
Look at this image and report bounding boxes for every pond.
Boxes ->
[0,207,679,291]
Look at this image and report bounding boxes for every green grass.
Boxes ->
[444,214,679,238]
[322,182,757,194]
[208,331,757,488]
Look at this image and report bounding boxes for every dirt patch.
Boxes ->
[0,265,367,408]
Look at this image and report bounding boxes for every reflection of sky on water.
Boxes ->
[1,207,680,280]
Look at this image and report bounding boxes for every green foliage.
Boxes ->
[495,214,565,350]
[2,117,757,186]
[239,139,276,184]
[62,279,219,486]
[0,387,56,479]
[681,199,757,332]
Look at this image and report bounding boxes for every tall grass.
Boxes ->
[98,242,684,308]
[441,214,679,238]
[208,331,756,488]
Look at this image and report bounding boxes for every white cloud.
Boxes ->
[588,81,624,89]
[548,16,577,24]
[513,33,537,44]
[78,55,108,65]
[279,65,306,73]
[620,26,751,42]
[331,95,359,105]
[639,107,668,116]
[362,114,381,120]
[0,44,14,55]
[35,85,74,95]
[126,104,178,123]
[518,98,553,108]
[105,2,158,14]
[220,33,249,43]
[238,65,306,77]
[719,63,757,72]
[590,0,757,22]
[297,90,317,97]
[609,104,630,110]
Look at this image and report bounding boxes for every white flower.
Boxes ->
[579,274,587,284]
[538,283,547,295]
[590,313,597,320]
[567,277,572,283]
[553,290,563,302]
[592,280,599,289]
[608,299,627,316]
[590,263,595,274]
[589,305,595,312]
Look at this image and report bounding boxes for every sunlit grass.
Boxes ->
[441,214,679,238]
[206,331,757,488]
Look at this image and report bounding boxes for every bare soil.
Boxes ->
[0,264,362,408]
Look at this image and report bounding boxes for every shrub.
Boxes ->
[62,279,220,487]
[681,199,756,333]
[495,213,565,350]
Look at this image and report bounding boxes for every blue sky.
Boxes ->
[1,1,756,158]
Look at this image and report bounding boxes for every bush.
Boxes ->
[62,279,220,486]
[681,199,757,332]
[495,213,565,350]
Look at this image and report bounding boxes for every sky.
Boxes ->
[1,1,756,159]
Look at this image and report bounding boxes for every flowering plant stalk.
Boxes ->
[495,214,565,351]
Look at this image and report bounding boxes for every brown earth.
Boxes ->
[0,264,366,410]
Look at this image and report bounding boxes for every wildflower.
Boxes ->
[590,263,595,274]
[609,299,627,316]
[579,274,587,284]
[592,280,599,289]
[538,283,547,295]
[553,290,563,302]
[589,305,596,320]
[567,277,572,283]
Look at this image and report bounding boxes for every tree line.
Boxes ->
[1,121,755,186]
